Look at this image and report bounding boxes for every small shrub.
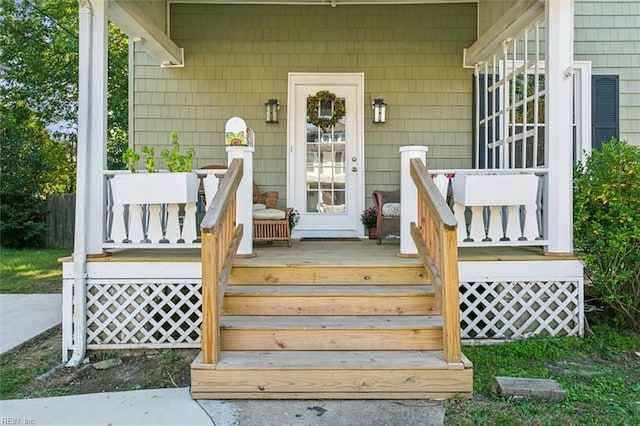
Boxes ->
[573,138,640,331]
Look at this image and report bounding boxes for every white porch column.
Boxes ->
[399,145,428,256]
[544,0,574,254]
[76,0,108,256]
[226,146,254,257]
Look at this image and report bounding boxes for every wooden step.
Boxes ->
[219,315,443,351]
[221,285,438,316]
[229,264,429,286]
[191,350,473,399]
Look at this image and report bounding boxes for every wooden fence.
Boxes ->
[44,194,75,248]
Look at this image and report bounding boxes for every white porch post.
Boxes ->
[226,146,254,257]
[544,0,574,254]
[77,0,108,256]
[399,145,428,256]
[68,0,107,366]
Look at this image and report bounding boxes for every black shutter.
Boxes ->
[472,74,498,168]
[591,75,619,150]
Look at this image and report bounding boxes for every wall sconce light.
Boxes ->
[265,99,280,123]
[372,98,386,123]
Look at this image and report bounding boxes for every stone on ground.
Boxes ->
[495,376,566,402]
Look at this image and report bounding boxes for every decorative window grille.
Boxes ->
[474,19,546,170]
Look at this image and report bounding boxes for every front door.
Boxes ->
[287,73,364,238]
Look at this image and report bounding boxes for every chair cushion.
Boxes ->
[382,203,401,217]
[253,203,266,211]
[253,208,286,220]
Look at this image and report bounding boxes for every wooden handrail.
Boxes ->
[409,158,462,364]
[200,158,243,364]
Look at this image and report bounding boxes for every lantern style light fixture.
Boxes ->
[372,98,386,123]
[265,99,280,123]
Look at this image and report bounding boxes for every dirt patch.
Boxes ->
[0,326,197,400]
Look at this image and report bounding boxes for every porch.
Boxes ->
[64,150,584,398]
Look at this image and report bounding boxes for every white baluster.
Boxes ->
[129,204,144,243]
[148,204,163,243]
[182,202,198,243]
[165,203,181,243]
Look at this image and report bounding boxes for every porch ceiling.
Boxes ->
[111,0,477,66]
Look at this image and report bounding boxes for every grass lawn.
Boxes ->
[446,323,640,425]
[0,248,70,293]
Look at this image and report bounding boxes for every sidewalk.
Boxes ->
[0,388,445,426]
[0,294,62,354]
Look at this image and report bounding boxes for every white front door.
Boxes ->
[287,73,364,238]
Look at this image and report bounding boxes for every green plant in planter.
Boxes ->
[122,148,140,173]
[289,209,300,231]
[141,146,156,172]
[122,146,155,173]
[361,206,377,228]
[161,131,195,172]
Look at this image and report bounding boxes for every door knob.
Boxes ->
[352,167,358,172]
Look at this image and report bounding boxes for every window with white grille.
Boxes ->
[473,19,547,169]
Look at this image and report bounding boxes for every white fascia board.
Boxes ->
[463,0,544,68]
[459,259,583,282]
[109,0,183,66]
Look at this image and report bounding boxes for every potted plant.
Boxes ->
[289,209,300,231]
[361,206,378,239]
[111,131,198,205]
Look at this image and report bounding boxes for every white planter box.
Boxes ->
[111,172,199,205]
[453,172,538,206]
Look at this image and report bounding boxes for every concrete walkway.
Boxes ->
[0,388,445,426]
[0,294,62,354]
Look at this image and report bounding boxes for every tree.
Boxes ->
[0,0,129,247]
[0,0,129,170]
[0,102,58,247]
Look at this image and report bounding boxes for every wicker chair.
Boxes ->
[252,183,291,246]
[253,207,292,247]
[253,182,278,208]
[372,188,401,245]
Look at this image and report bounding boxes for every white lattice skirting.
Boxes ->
[62,260,583,352]
[81,280,201,349]
[460,280,582,339]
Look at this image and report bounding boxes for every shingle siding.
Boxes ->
[575,0,640,146]
[131,4,477,204]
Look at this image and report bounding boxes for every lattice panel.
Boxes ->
[460,281,581,339]
[86,281,201,346]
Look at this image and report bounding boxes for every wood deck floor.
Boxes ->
[89,238,566,264]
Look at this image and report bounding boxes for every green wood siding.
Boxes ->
[575,0,640,146]
[131,4,477,204]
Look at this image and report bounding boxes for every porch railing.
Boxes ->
[429,168,549,248]
[103,169,227,249]
[200,158,243,363]
[409,158,461,364]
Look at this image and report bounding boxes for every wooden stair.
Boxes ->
[191,263,473,399]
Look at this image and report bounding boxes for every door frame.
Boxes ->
[287,72,365,238]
